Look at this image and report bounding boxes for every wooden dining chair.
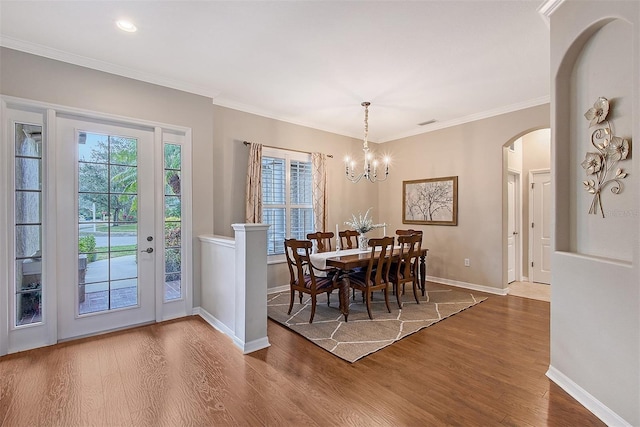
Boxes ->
[346,237,395,320]
[395,229,423,237]
[395,229,423,287]
[306,231,334,253]
[284,239,340,323]
[388,233,422,308]
[338,229,359,249]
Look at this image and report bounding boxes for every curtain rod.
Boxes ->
[243,141,333,158]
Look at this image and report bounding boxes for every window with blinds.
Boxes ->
[262,150,314,256]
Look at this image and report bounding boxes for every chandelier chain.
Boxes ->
[344,101,389,183]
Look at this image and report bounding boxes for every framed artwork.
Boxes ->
[403,176,458,225]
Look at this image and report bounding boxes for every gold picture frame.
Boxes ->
[403,176,458,226]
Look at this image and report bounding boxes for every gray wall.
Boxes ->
[1,47,215,307]
[550,2,639,425]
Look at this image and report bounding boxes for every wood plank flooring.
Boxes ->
[0,283,605,426]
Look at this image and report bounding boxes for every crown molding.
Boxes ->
[0,36,221,99]
[380,95,551,144]
[2,35,550,145]
[537,0,566,27]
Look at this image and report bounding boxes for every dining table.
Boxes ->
[310,246,428,321]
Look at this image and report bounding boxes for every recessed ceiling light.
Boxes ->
[116,20,137,33]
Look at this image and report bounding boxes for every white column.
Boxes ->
[231,223,270,353]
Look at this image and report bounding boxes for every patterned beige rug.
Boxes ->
[267,286,487,363]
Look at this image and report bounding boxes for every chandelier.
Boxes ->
[345,102,389,183]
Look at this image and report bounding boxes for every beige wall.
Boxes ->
[0,47,215,307]
[0,47,550,301]
[377,104,550,291]
[210,105,379,289]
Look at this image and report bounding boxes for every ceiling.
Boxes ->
[0,1,550,143]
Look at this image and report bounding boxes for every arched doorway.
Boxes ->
[503,128,551,300]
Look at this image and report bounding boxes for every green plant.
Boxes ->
[164,217,181,280]
[78,235,97,262]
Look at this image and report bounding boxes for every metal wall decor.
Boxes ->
[581,97,631,218]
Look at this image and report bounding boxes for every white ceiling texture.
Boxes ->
[0,1,550,143]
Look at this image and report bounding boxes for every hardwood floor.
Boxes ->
[1,283,604,426]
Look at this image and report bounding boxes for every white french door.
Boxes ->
[2,97,192,354]
[56,117,156,339]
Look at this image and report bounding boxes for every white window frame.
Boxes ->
[262,147,314,262]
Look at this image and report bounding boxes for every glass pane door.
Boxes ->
[78,132,139,314]
[56,116,155,340]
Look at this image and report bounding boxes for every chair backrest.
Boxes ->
[339,229,359,249]
[396,229,423,237]
[284,238,322,289]
[397,233,422,278]
[364,236,395,286]
[306,231,334,253]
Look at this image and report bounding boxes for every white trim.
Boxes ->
[196,306,271,354]
[0,36,221,99]
[2,96,191,136]
[198,234,235,248]
[0,40,549,144]
[507,170,523,283]
[537,0,565,27]
[0,100,8,355]
[216,95,551,144]
[546,365,631,427]
[196,306,236,340]
[382,96,550,143]
[427,276,508,296]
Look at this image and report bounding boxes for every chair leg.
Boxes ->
[287,287,295,315]
[364,289,373,320]
[383,286,391,313]
[412,278,420,304]
[309,294,317,323]
[299,291,303,304]
[395,283,402,309]
[327,290,332,306]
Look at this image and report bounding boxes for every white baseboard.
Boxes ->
[194,306,270,354]
[427,276,508,295]
[235,336,270,354]
[194,306,235,338]
[546,365,631,427]
[272,279,507,296]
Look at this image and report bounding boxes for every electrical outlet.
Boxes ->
[464,258,470,267]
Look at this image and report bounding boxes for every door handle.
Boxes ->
[141,247,154,253]
[512,231,519,235]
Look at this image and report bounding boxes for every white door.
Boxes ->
[507,174,519,283]
[530,170,551,284]
[56,117,156,339]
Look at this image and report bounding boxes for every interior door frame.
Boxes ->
[507,170,522,283]
[1,95,192,355]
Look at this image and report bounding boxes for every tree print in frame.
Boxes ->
[403,176,458,225]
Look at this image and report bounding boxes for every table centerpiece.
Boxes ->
[344,208,385,251]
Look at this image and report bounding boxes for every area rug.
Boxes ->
[267,286,487,363]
